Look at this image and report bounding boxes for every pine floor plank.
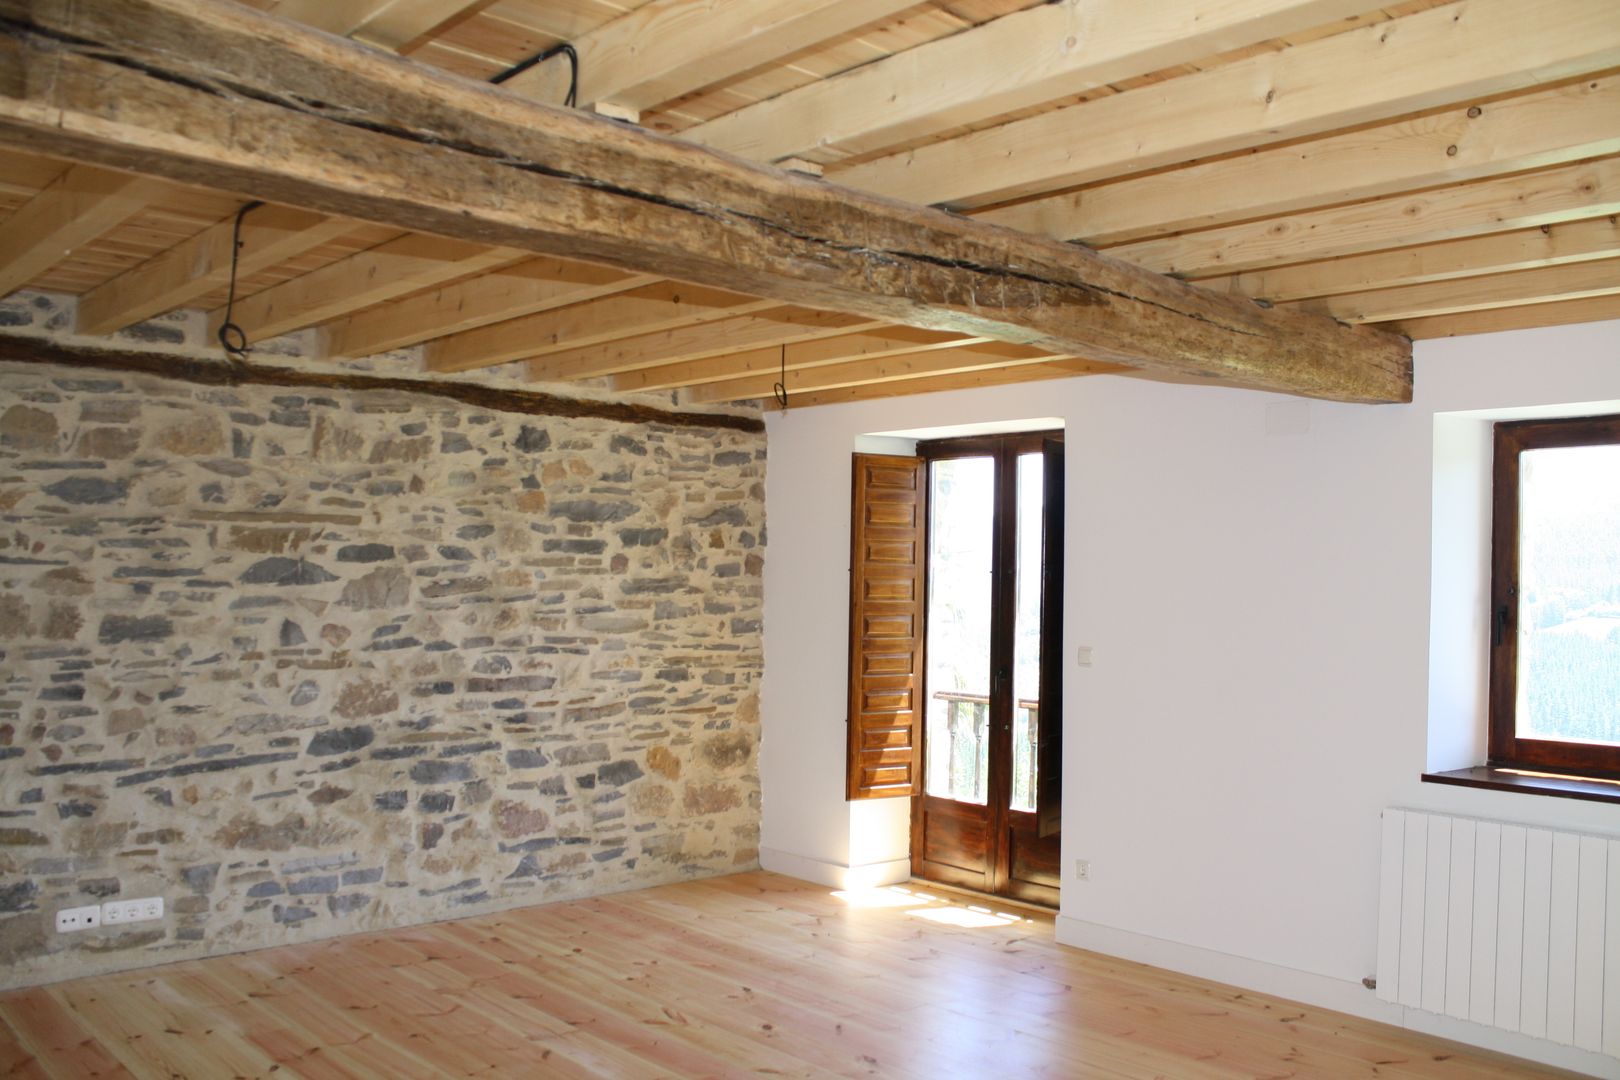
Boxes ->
[0,871,1584,1078]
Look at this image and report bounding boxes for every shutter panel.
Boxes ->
[1036,437,1064,838]
[846,453,926,801]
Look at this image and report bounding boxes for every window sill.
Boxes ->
[1421,766,1620,806]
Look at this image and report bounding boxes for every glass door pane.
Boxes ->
[1515,442,1620,746]
[924,456,994,803]
[1010,452,1043,812]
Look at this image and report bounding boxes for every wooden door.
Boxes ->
[910,433,1062,907]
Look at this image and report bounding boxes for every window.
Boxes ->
[1488,413,1620,779]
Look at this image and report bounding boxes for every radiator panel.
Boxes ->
[1377,808,1618,1059]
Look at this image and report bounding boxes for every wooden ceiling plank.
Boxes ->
[266,0,488,46]
[832,0,1620,209]
[980,74,1620,246]
[1284,259,1620,323]
[1200,217,1620,305]
[781,359,1124,408]
[686,340,1064,402]
[610,326,984,393]
[0,0,1411,403]
[687,0,1381,165]
[0,164,167,299]
[1112,157,1620,279]
[322,258,660,358]
[502,0,920,115]
[423,282,778,373]
[529,309,886,383]
[76,205,356,336]
[1387,292,1620,339]
[209,234,525,344]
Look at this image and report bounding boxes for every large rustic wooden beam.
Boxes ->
[0,0,1412,403]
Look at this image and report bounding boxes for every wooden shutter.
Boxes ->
[1036,437,1064,838]
[846,453,926,800]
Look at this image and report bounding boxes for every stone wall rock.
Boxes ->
[0,356,765,988]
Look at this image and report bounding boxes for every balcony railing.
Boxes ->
[930,691,1039,809]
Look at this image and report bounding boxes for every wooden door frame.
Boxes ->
[910,430,1063,901]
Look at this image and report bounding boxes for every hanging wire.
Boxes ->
[490,43,579,108]
[216,201,265,365]
[772,343,789,411]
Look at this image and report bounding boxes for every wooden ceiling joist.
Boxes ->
[322,259,660,359]
[265,0,486,50]
[529,309,888,383]
[686,0,1381,165]
[1392,292,1620,339]
[1286,259,1620,324]
[781,358,1126,409]
[981,74,1620,246]
[609,326,989,393]
[504,0,919,116]
[76,204,355,336]
[0,163,166,299]
[686,341,1070,403]
[1201,217,1620,305]
[207,234,524,344]
[423,283,779,374]
[1114,156,1620,279]
[835,0,1620,209]
[0,0,1409,402]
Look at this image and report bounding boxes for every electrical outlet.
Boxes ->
[56,905,101,933]
[1075,859,1091,882]
[102,896,164,926]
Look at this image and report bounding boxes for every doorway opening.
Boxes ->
[911,431,1062,906]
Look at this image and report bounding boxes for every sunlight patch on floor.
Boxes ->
[831,885,1030,928]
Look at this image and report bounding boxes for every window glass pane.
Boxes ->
[924,457,993,803]
[1516,442,1620,747]
[1011,453,1044,812]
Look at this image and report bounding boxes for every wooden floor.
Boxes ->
[0,871,1578,1079]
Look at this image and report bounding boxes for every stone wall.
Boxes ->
[0,352,765,988]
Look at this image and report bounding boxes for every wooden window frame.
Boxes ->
[1487,412,1620,780]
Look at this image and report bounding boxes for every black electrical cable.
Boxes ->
[773,343,789,411]
[490,43,578,108]
[216,200,265,365]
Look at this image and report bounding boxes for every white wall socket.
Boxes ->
[1075,859,1091,882]
[103,896,164,925]
[55,905,101,933]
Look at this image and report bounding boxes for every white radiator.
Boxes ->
[1377,809,1620,1058]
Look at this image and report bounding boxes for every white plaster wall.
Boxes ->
[759,319,1620,1072]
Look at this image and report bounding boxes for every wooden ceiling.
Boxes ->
[1,0,1617,408]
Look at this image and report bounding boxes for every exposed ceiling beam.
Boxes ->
[503,0,918,115]
[0,163,166,299]
[610,326,985,393]
[1200,218,1620,304]
[0,0,1412,403]
[423,283,778,374]
[1110,157,1620,279]
[781,359,1126,409]
[979,75,1620,246]
[1389,292,1620,340]
[267,0,489,50]
[529,310,886,383]
[687,0,1380,165]
[832,0,1620,209]
[76,205,355,335]
[209,235,523,344]
[322,259,660,358]
[1284,260,1620,324]
[687,341,1067,403]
